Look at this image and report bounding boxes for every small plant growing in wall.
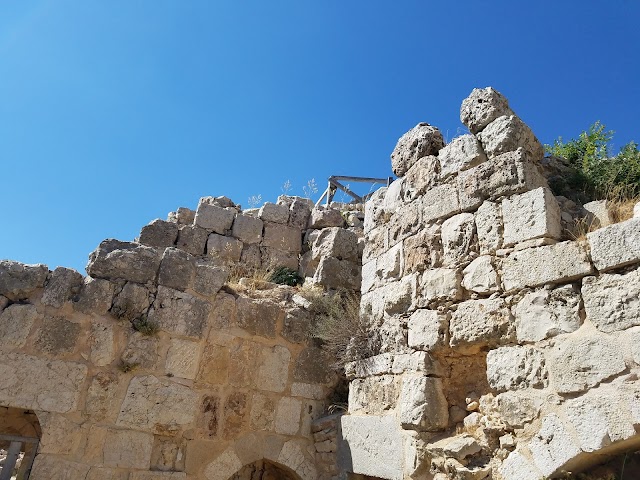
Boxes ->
[117,360,139,373]
[131,317,159,336]
[268,266,302,287]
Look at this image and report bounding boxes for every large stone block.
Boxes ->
[477,114,544,161]
[167,206,195,225]
[117,375,199,434]
[231,213,263,244]
[398,375,449,431]
[176,225,208,255]
[501,241,593,291]
[502,187,562,246]
[73,277,115,315]
[500,452,544,480]
[261,247,299,270]
[0,304,38,349]
[475,201,503,254]
[403,156,440,201]
[514,284,582,341]
[0,260,48,300]
[403,226,442,274]
[313,257,361,291]
[587,218,640,272]
[495,390,544,428]
[166,338,201,380]
[528,414,581,477]
[461,255,499,293]
[41,266,83,308]
[257,345,291,393]
[288,197,312,230]
[407,309,448,351]
[438,134,487,178]
[147,286,211,338]
[420,268,461,304]
[460,87,513,134]
[349,375,400,414]
[236,296,280,338]
[547,334,626,394]
[294,346,334,384]
[87,239,162,284]
[35,316,81,356]
[309,205,345,229]
[487,346,548,392]
[89,321,116,367]
[207,234,243,262]
[103,429,154,469]
[0,353,87,413]
[30,455,90,480]
[312,227,360,262]
[194,262,228,297]
[120,331,159,370]
[421,183,461,223]
[110,281,151,320]
[158,247,196,291]
[195,203,235,234]
[259,202,290,224]
[449,298,513,350]
[441,213,476,266]
[391,122,445,177]
[85,372,121,422]
[139,219,179,249]
[275,397,302,435]
[582,268,640,333]
[376,242,403,281]
[262,222,302,252]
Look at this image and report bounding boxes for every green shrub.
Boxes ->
[132,317,159,336]
[268,267,302,287]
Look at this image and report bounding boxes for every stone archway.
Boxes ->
[0,407,41,479]
[229,459,300,480]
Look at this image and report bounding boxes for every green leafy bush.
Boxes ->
[268,266,302,286]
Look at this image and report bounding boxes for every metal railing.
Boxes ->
[315,176,393,207]
[0,434,38,480]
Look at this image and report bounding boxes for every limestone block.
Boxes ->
[210,292,236,329]
[38,412,83,455]
[258,345,291,393]
[193,262,228,297]
[166,338,201,379]
[74,277,114,315]
[487,346,548,392]
[391,122,445,177]
[422,183,461,223]
[403,155,440,201]
[130,473,187,480]
[121,331,159,369]
[0,303,38,349]
[223,391,249,438]
[398,375,449,431]
[361,259,377,294]
[261,247,299,271]
[263,222,302,252]
[313,257,361,291]
[195,203,235,233]
[349,375,400,414]
[281,308,312,344]
[289,198,313,230]
[384,274,417,315]
[275,397,302,435]
[495,390,544,428]
[309,205,345,229]
[35,315,81,356]
[207,233,243,262]
[360,289,385,323]
[462,256,499,293]
[86,468,129,480]
[587,218,640,271]
[339,415,403,480]
[176,225,208,255]
[460,87,514,134]
[363,187,387,234]
[387,198,421,247]
[150,435,186,473]
[148,286,211,338]
[500,451,544,480]
[277,439,318,480]
[139,219,179,248]
[427,434,482,462]
[89,321,116,366]
[441,213,476,266]
[103,429,154,469]
[30,455,90,480]
[294,346,334,384]
[312,227,360,262]
[438,134,487,178]
[376,242,403,281]
[291,383,326,400]
[197,343,229,385]
[232,213,263,244]
[168,206,196,225]
[0,353,86,412]
[475,201,503,254]
[259,202,290,224]
[158,247,196,291]
[528,414,581,477]
[0,260,48,300]
[41,266,83,308]
[501,241,593,291]
[501,187,562,247]
[344,353,394,379]
[117,375,198,434]
[478,115,544,161]
[420,268,461,304]
[407,309,448,351]
[203,449,244,480]
[514,285,582,341]
[392,351,443,376]
[384,177,405,212]
[240,243,262,269]
[236,296,280,338]
[85,372,121,422]
[547,334,626,394]
[582,270,640,333]
[583,200,613,227]
[457,149,547,211]
[110,281,151,320]
[87,239,162,284]
[250,392,276,431]
[449,298,513,350]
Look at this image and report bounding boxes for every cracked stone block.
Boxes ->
[309,206,345,229]
[391,122,445,177]
[74,277,115,315]
[193,262,228,297]
[460,87,514,134]
[449,298,513,351]
[158,248,196,291]
[312,227,360,262]
[528,414,581,477]
[403,156,441,201]
[477,114,544,161]
[421,268,461,304]
[87,239,162,284]
[194,202,235,234]
[462,255,499,294]
[176,225,208,256]
[502,187,562,246]
[110,282,151,320]
[0,260,48,300]
[587,218,640,272]
[236,296,280,338]
[582,269,640,333]
[35,316,81,356]
[438,134,487,178]
[313,257,361,291]
[407,309,448,351]
[422,183,461,223]
[487,345,548,392]
[398,375,449,431]
[41,266,83,308]
[475,201,503,254]
[138,219,179,249]
[231,214,263,244]
[259,202,290,224]
[148,286,211,338]
[441,213,476,266]
[0,304,39,349]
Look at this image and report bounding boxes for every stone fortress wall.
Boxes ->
[343,87,640,479]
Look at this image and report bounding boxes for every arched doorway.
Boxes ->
[229,459,300,480]
[0,407,41,480]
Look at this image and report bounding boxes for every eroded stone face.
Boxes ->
[460,87,513,134]
[87,239,162,284]
[0,260,48,300]
[582,269,640,333]
[0,303,39,349]
[391,123,445,177]
[148,286,211,338]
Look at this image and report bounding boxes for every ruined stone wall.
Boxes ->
[342,88,640,480]
[0,195,364,480]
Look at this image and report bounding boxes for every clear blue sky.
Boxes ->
[1,1,639,273]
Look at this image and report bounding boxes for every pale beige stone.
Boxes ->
[398,375,448,431]
[148,286,211,339]
[587,218,640,272]
[0,303,38,349]
[528,414,581,477]
[30,455,90,480]
[207,233,243,262]
[257,345,291,393]
[462,255,499,293]
[203,448,244,480]
[502,187,562,246]
[582,269,640,333]
[38,412,83,455]
[89,321,116,367]
[275,397,302,435]
[250,392,276,431]
[262,222,302,252]
[194,203,235,234]
[166,338,202,379]
[103,429,154,469]
[475,201,503,254]
[85,372,121,422]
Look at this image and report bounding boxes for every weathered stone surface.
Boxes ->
[438,134,487,178]
[139,219,179,248]
[427,434,482,462]
[383,275,416,315]
[0,353,86,412]
[487,346,548,392]
[349,375,400,414]
[422,183,461,223]
[193,262,228,297]
[478,115,544,161]
[87,239,162,284]
[261,247,299,270]
[110,281,151,320]
[387,199,421,247]
[291,382,325,400]
[250,393,276,431]
[281,308,311,344]
[197,342,229,385]
[294,346,333,384]
[89,321,116,366]
[312,227,360,262]
[130,473,187,480]
[277,439,317,480]
[38,412,83,455]
[441,213,476,266]
[258,345,291,393]
[207,234,243,262]
[41,266,83,308]
[420,268,461,304]
[148,286,211,338]
[85,372,120,422]
[232,214,263,244]
[176,225,208,255]
[398,375,449,431]
[501,241,593,291]
[528,414,581,477]
[262,222,302,252]
[460,87,514,134]
[361,259,377,293]
[462,256,499,293]
[403,226,442,274]
[339,415,403,480]
[166,338,201,379]
[275,397,302,435]
[167,206,196,225]
[514,284,582,341]
[240,243,262,269]
[309,206,345,229]
[289,198,313,230]
[0,303,38,349]
[104,429,154,469]
[502,187,562,246]
[547,334,626,394]
[259,202,290,224]
[495,390,544,428]
[313,257,361,290]
[583,200,612,227]
[210,292,236,329]
[121,331,159,370]
[74,277,114,315]
[403,156,440,201]
[30,455,90,480]
[158,247,196,291]
[391,122,445,177]
[87,467,129,480]
[195,203,235,233]
[384,178,405,212]
[475,201,503,254]
[236,296,280,338]
[500,451,544,480]
[117,375,198,434]
[0,260,48,299]
[223,391,249,438]
[35,316,81,356]
[376,242,403,281]
[587,218,640,271]
[582,269,640,333]
[407,309,448,351]
[449,298,513,350]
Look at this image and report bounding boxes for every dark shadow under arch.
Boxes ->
[228,459,300,480]
[0,406,41,480]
